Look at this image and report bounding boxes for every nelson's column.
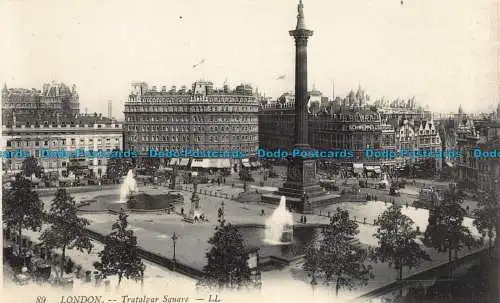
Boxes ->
[262,0,338,213]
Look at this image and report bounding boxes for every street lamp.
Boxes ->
[171,232,178,269]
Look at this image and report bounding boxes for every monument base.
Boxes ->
[261,155,340,213]
[281,230,293,243]
[261,192,340,214]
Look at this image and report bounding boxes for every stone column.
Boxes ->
[293,36,310,147]
[289,1,313,148]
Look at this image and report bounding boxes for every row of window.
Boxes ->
[125,115,257,123]
[6,137,121,148]
[137,96,254,104]
[6,123,121,129]
[399,129,437,135]
[5,103,63,109]
[261,113,382,122]
[396,137,440,144]
[129,134,257,143]
[127,124,258,132]
[132,144,258,153]
[125,105,258,113]
[6,160,107,171]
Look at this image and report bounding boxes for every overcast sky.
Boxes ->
[1,0,498,119]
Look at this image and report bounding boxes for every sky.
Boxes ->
[1,0,498,119]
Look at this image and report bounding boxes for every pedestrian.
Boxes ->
[261,209,265,216]
[181,208,184,215]
[304,216,307,224]
[300,216,303,223]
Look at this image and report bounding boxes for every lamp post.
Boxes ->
[171,232,178,270]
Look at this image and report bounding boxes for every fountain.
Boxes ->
[379,173,389,188]
[118,170,138,203]
[264,196,294,244]
[183,177,205,223]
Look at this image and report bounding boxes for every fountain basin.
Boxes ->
[238,226,319,269]
[264,196,295,244]
[77,192,183,212]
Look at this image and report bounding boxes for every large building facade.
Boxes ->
[2,115,123,178]
[259,101,397,166]
[395,119,443,170]
[123,81,259,168]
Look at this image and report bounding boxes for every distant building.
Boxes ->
[476,103,500,193]
[1,115,123,178]
[395,119,443,170]
[277,88,328,113]
[379,107,432,130]
[259,97,397,167]
[123,80,259,169]
[455,116,481,190]
[2,82,80,123]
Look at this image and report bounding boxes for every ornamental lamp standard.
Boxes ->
[171,232,178,266]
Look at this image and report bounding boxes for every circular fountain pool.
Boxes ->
[238,226,320,268]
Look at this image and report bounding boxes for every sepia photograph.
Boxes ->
[1,0,499,302]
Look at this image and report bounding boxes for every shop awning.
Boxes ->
[445,161,454,167]
[179,158,190,166]
[191,159,211,168]
[353,163,364,173]
[191,159,231,169]
[241,158,251,168]
[213,159,231,168]
[170,158,180,165]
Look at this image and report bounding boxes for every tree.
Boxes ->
[21,156,43,180]
[105,149,132,183]
[198,208,252,290]
[304,208,373,296]
[39,189,93,280]
[424,187,476,278]
[94,211,145,288]
[473,187,498,249]
[372,204,431,297]
[3,174,45,255]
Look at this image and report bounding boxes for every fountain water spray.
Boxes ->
[264,196,294,244]
[119,170,138,203]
